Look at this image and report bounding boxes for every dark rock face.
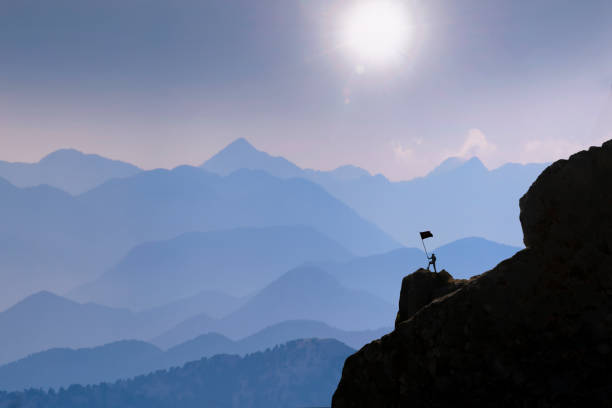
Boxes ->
[520,139,612,252]
[332,140,612,407]
[395,269,466,329]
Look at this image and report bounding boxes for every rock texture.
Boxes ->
[395,269,466,329]
[332,140,612,407]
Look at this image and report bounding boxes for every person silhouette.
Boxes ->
[427,253,437,273]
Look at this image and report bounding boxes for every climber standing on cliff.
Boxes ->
[427,253,437,273]
[419,231,437,272]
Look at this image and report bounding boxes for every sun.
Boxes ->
[340,1,411,67]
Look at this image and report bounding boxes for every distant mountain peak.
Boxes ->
[5,290,77,313]
[426,156,466,177]
[427,156,487,178]
[0,148,141,195]
[202,138,303,178]
[328,165,371,180]
[225,137,256,150]
[39,148,87,163]
[463,156,487,169]
[23,290,63,301]
[273,266,340,289]
[209,138,261,159]
[38,149,140,171]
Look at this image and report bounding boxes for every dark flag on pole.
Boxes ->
[420,231,433,240]
[419,231,436,271]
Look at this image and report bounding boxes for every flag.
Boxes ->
[420,231,433,240]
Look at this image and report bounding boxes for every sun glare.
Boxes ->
[340,1,411,67]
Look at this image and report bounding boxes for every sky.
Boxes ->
[1,0,611,180]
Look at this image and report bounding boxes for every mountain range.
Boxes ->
[323,237,521,303]
[71,225,353,310]
[201,138,548,247]
[0,149,141,195]
[77,165,399,256]
[70,228,518,319]
[0,291,236,365]
[0,339,352,408]
[0,291,139,365]
[0,321,385,391]
[0,264,393,365]
[0,140,544,310]
[0,165,398,309]
[0,179,102,310]
[152,266,395,346]
[0,141,535,375]
[0,236,518,365]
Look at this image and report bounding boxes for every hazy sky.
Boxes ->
[1,0,611,180]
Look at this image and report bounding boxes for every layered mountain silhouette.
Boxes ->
[138,290,244,320]
[0,340,166,392]
[424,156,469,177]
[0,321,386,391]
[0,149,141,195]
[0,236,512,365]
[332,140,612,406]
[0,166,397,309]
[313,158,546,247]
[0,235,516,365]
[0,263,393,365]
[0,292,138,365]
[0,179,102,309]
[153,266,395,347]
[1,141,544,311]
[202,138,373,182]
[71,226,353,309]
[0,339,351,408]
[0,291,218,365]
[433,237,521,278]
[202,138,372,182]
[76,165,399,257]
[202,138,304,177]
[322,237,520,303]
[212,320,388,356]
[202,138,548,247]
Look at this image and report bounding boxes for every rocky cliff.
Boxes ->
[332,140,612,407]
[394,269,467,329]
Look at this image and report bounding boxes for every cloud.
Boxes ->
[457,128,497,159]
[391,140,414,162]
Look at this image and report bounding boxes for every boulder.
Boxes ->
[395,269,466,328]
[332,139,612,407]
[520,139,612,252]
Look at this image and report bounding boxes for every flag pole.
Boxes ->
[421,238,429,259]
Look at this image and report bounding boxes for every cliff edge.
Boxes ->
[332,140,612,407]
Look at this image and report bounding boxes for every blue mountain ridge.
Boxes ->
[0,233,519,366]
[0,149,141,195]
[201,138,549,247]
[152,265,395,346]
[0,320,385,391]
[71,225,353,310]
[321,237,521,304]
[0,338,352,408]
[0,291,226,366]
[0,166,399,310]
